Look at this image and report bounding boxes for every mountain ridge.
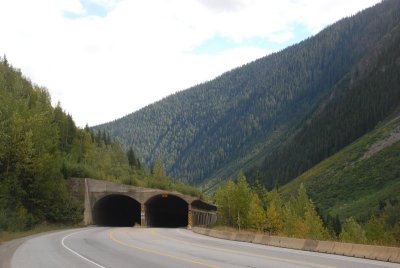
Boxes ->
[94,0,400,190]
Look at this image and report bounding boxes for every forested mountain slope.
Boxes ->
[250,16,400,189]
[0,57,199,232]
[280,110,400,225]
[95,0,400,188]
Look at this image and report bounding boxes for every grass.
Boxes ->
[280,115,400,222]
[0,223,83,244]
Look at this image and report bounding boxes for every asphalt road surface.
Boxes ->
[7,227,400,268]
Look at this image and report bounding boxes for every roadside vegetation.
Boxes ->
[214,175,400,247]
[0,223,83,243]
[0,57,200,233]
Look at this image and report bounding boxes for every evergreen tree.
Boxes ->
[252,179,268,209]
[127,146,138,168]
[303,201,330,240]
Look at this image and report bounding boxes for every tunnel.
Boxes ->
[93,194,141,226]
[191,199,217,211]
[146,194,188,227]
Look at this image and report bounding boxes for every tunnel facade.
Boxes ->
[145,194,188,227]
[85,178,217,228]
[92,194,141,226]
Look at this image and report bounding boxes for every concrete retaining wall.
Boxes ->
[192,227,400,263]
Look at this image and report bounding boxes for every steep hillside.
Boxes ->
[280,111,400,223]
[95,0,400,188]
[0,57,200,232]
[0,57,83,230]
[251,17,400,189]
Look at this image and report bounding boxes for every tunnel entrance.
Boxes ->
[146,194,188,227]
[93,194,141,226]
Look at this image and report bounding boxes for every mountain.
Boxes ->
[250,12,400,189]
[95,0,400,190]
[280,110,400,223]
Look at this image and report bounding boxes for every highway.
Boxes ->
[7,227,400,268]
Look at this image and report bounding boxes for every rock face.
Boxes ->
[362,121,400,160]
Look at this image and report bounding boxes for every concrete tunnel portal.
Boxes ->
[145,194,188,227]
[93,194,141,226]
[92,193,189,227]
[85,178,217,228]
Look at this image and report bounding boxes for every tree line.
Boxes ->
[95,0,400,191]
[214,174,400,246]
[0,56,200,232]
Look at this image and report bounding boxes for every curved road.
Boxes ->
[6,227,400,268]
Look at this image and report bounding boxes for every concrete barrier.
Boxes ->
[192,227,400,264]
[331,241,353,256]
[315,240,334,253]
[303,239,318,251]
[278,236,305,250]
[350,244,374,259]
[252,234,264,244]
[233,233,255,243]
[390,247,400,263]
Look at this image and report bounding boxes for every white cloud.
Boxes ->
[0,0,381,126]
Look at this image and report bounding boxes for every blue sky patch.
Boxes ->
[193,23,313,55]
[64,0,110,19]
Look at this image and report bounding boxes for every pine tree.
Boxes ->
[127,146,138,168]
[303,201,330,240]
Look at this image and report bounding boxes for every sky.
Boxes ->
[0,0,381,127]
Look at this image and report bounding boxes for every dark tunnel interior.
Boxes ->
[93,194,141,226]
[191,199,217,211]
[146,194,188,227]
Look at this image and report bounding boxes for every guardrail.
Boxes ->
[192,227,400,263]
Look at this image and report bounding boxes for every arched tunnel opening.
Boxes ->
[146,194,188,227]
[93,194,141,226]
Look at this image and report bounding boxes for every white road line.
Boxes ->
[180,229,400,268]
[61,229,106,268]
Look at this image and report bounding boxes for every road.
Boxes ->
[6,227,400,268]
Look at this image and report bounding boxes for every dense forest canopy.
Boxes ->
[0,57,199,231]
[95,0,400,192]
[2,0,399,243]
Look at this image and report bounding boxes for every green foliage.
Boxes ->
[94,0,400,192]
[0,58,200,232]
[214,180,236,227]
[127,146,141,169]
[339,217,367,244]
[280,113,400,245]
[254,16,400,189]
[251,179,268,209]
[0,58,82,231]
[214,175,254,229]
[325,214,342,237]
[365,215,394,245]
[234,174,252,229]
[214,178,328,240]
[265,190,283,234]
[247,193,265,231]
[281,184,329,240]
